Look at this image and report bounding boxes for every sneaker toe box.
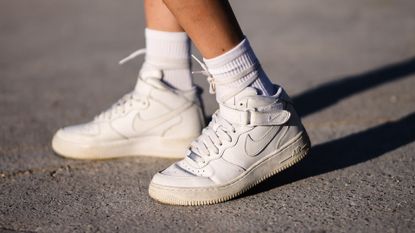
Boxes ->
[151,164,215,188]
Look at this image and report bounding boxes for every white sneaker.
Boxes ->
[149,87,311,205]
[52,70,205,159]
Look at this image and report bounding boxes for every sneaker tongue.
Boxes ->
[140,62,163,79]
[134,69,165,93]
[140,70,163,80]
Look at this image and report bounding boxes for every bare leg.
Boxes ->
[144,0,183,32]
[162,0,275,99]
[162,0,244,58]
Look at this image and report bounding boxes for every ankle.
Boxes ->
[144,28,193,90]
[204,38,276,101]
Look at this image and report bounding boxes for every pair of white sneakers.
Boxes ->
[52,64,311,206]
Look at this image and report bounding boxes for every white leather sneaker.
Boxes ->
[52,70,205,159]
[149,86,311,205]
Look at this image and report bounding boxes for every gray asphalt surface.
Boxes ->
[1,0,415,232]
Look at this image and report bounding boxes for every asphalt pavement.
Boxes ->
[1,0,414,232]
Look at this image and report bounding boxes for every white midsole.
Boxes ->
[52,134,195,159]
[148,131,311,205]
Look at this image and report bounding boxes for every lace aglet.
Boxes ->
[118,48,146,65]
[118,58,129,65]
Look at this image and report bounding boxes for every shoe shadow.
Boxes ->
[243,112,415,197]
[293,57,415,117]
[240,57,415,197]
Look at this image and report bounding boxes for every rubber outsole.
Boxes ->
[51,133,195,160]
[148,132,311,206]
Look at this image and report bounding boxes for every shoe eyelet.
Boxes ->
[139,100,149,109]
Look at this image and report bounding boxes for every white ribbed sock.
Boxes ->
[204,38,276,101]
[143,28,193,90]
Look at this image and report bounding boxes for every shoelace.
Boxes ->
[95,92,147,121]
[118,48,147,65]
[119,48,217,93]
[191,55,217,94]
[192,54,261,102]
[94,49,150,121]
[120,49,257,97]
[190,112,236,158]
[190,56,263,159]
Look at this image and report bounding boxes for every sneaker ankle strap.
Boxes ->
[219,103,291,126]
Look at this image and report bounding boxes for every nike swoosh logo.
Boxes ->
[244,126,281,157]
[110,102,192,137]
[133,102,193,134]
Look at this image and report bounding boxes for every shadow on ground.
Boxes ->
[242,57,415,197]
[244,112,415,197]
[293,57,415,117]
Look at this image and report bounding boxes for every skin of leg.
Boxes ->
[162,0,244,58]
[144,0,183,32]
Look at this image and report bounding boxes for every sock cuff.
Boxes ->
[203,37,257,68]
[145,28,188,42]
[143,28,193,90]
[203,37,259,82]
[145,28,191,68]
[201,37,276,99]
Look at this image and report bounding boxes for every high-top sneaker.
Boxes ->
[52,70,205,159]
[149,86,310,205]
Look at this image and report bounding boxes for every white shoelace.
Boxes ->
[118,48,147,65]
[120,49,217,94]
[190,112,236,158]
[95,92,148,121]
[93,49,150,121]
[191,55,217,94]
[192,54,260,102]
